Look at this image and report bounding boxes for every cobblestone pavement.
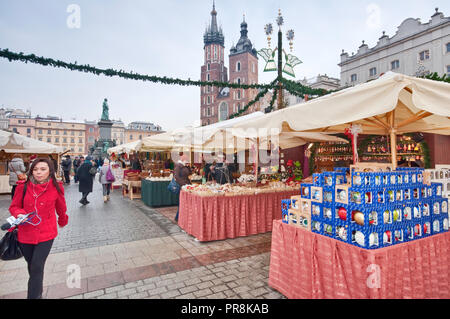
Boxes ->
[0,177,285,299]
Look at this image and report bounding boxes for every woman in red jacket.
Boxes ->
[9,157,68,299]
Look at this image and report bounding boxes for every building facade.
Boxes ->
[111,120,125,146]
[200,4,259,126]
[284,74,341,106]
[85,120,100,155]
[124,121,164,144]
[339,8,450,87]
[8,116,36,138]
[35,118,86,156]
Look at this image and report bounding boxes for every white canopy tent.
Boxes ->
[107,140,142,155]
[0,130,64,154]
[232,72,450,168]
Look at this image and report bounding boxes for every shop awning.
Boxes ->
[0,130,64,154]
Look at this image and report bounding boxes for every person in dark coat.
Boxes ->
[73,156,81,183]
[61,155,72,184]
[76,156,95,205]
[174,154,191,222]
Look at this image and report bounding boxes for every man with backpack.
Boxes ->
[61,155,72,184]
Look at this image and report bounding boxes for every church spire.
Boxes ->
[204,1,224,46]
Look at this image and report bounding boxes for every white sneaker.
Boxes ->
[103,196,107,203]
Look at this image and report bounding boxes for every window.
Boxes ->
[79,138,83,143]
[214,45,217,60]
[130,135,133,140]
[38,137,43,141]
[27,128,31,133]
[12,128,18,133]
[369,67,377,77]
[447,43,450,53]
[71,138,75,143]
[79,148,82,152]
[139,135,142,139]
[71,131,75,136]
[447,65,450,77]
[79,131,83,136]
[23,120,26,124]
[237,103,241,112]
[350,74,357,82]
[237,78,241,85]
[236,90,241,100]
[236,61,241,72]
[47,138,51,143]
[207,108,211,116]
[391,60,400,70]
[63,137,67,143]
[207,96,211,105]
[47,123,51,126]
[219,102,228,122]
[38,129,43,134]
[207,63,210,71]
[88,136,94,142]
[207,73,210,81]
[419,50,430,61]
[252,63,255,73]
[55,137,59,143]
[63,130,67,135]
[89,127,93,133]
[47,129,51,134]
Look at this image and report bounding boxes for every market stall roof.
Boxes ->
[0,130,65,154]
[107,140,142,155]
[140,112,347,153]
[231,72,450,136]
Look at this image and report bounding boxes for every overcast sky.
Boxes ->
[0,0,449,131]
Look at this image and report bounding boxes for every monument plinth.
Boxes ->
[90,98,116,159]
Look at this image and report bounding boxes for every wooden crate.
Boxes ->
[350,163,393,173]
[310,186,323,203]
[335,184,350,204]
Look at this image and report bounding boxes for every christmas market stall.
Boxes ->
[0,130,64,193]
[174,117,348,242]
[231,72,450,298]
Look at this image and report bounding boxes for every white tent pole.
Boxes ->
[389,110,397,170]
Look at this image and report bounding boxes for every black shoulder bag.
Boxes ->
[0,183,27,261]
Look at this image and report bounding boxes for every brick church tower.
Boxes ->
[200,4,259,126]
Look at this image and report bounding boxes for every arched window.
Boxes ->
[236,61,241,72]
[237,103,241,111]
[219,102,228,122]
[207,63,210,71]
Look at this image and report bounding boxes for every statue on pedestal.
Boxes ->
[101,98,109,121]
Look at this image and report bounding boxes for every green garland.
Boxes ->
[0,48,273,90]
[1,48,338,120]
[228,79,278,119]
[419,141,431,168]
[421,72,450,83]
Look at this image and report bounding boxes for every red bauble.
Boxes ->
[338,207,347,221]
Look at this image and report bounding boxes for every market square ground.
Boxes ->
[0,180,285,299]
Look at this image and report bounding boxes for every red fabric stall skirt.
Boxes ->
[269,220,450,299]
[178,190,298,242]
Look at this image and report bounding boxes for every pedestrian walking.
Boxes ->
[76,156,95,205]
[98,159,114,203]
[73,156,81,183]
[8,154,26,199]
[173,154,191,222]
[61,155,72,184]
[9,157,68,299]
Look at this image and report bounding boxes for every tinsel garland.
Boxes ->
[421,72,450,83]
[228,79,278,119]
[0,48,272,90]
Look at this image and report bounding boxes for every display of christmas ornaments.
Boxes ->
[282,165,449,249]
